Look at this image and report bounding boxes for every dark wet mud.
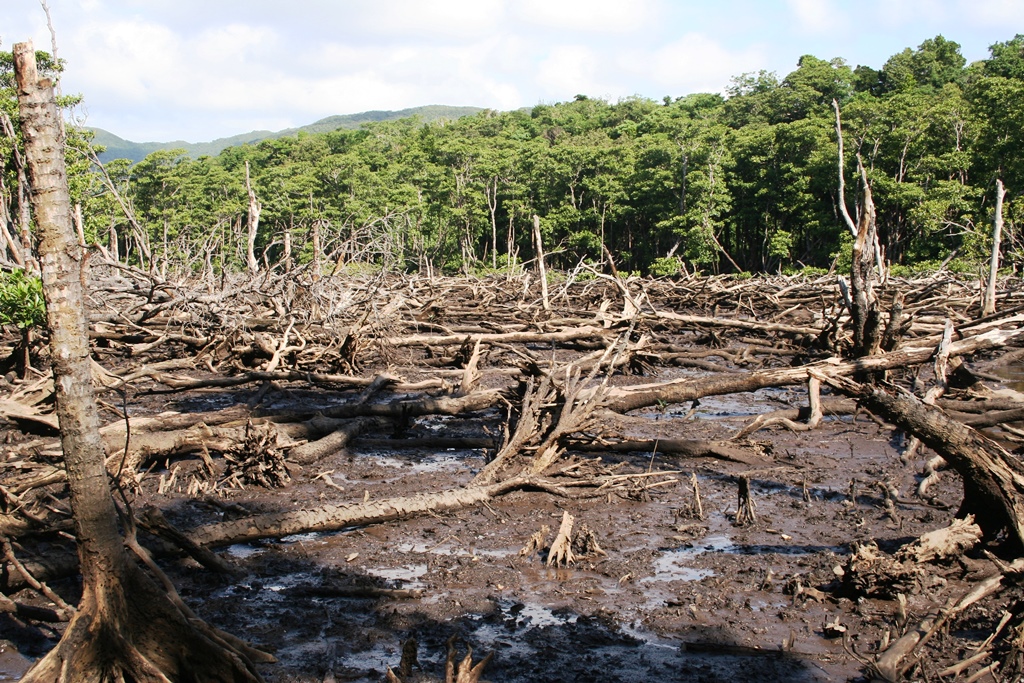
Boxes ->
[0,375,976,682]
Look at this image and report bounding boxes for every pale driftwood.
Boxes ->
[139,369,445,394]
[385,325,614,348]
[894,515,982,563]
[546,511,576,567]
[901,320,952,461]
[734,376,823,438]
[982,179,1006,317]
[286,417,390,465]
[645,310,821,338]
[533,214,550,312]
[575,437,766,467]
[189,477,528,547]
[187,465,675,549]
[0,398,59,431]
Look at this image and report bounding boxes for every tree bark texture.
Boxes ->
[982,179,1006,317]
[14,42,263,683]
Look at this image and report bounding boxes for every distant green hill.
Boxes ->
[90,105,484,163]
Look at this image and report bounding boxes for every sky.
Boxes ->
[5,0,1023,143]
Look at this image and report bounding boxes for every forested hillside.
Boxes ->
[9,35,1024,278]
[88,105,485,163]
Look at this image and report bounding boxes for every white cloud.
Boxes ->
[340,0,506,40]
[954,0,1024,26]
[193,24,278,65]
[634,33,767,94]
[869,0,947,29]
[513,0,660,32]
[786,0,841,32]
[535,45,610,98]
[71,19,186,101]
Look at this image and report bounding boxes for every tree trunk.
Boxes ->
[311,218,322,281]
[834,100,883,358]
[244,160,261,276]
[849,161,882,357]
[982,179,1006,317]
[282,220,292,273]
[0,111,38,273]
[532,214,550,311]
[190,478,526,548]
[14,41,263,683]
[821,373,1024,547]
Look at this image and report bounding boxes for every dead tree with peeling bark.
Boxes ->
[834,100,885,359]
[13,42,266,683]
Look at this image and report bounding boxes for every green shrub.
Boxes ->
[0,269,45,331]
[648,256,685,277]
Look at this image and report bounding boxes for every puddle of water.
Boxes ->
[279,532,324,544]
[663,534,844,559]
[619,621,681,649]
[396,542,512,559]
[364,563,428,589]
[0,646,31,681]
[213,572,308,602]
[674,534,735,557]
[987,363,1024,392]
[225,543,264,559]
[358,450,475,473]
[634,386,799,420]
[644,552,715,583]
[469,600,581,657]
[339,641,400,679]
[513,602,579,629]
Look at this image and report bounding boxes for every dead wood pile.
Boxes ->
[3,262,1024,680]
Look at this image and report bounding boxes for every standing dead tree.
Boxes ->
[834,99,884,358]
[14,42,266,683]
[244,160,261,276]
[982,179,1006,317]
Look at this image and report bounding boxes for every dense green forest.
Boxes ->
[3,34,1024,278]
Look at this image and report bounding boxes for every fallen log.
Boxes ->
[604,325,1024,414]
[571,438,767,467]
[384,325,615,348]
[189,477,529,547]
[820,373,1024,546]
[287,416,390,465]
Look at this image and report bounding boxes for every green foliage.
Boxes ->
[23,31,1018,281]
[648,256,685,277]
[781,265,829,277]
[0,270,45,331]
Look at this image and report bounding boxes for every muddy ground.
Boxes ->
[4,354,1000,683]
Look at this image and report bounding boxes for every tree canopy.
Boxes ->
[3,34,1022,279]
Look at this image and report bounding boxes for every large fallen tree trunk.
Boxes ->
[821,373,1024,547]
[604,324,1024,414]
[189,477,530,547]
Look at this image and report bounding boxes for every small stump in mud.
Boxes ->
[223,420,290,488]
